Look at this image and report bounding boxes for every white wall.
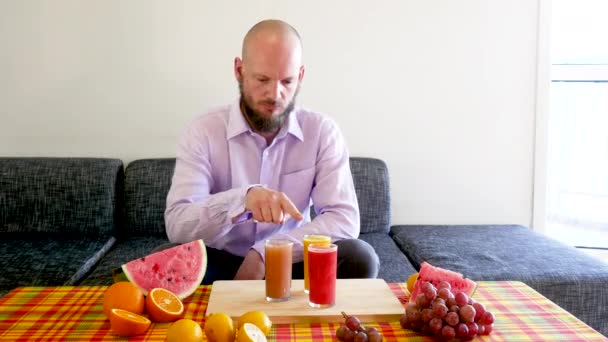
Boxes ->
[0,1,539,227]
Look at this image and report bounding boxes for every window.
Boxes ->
[545,0,608,248]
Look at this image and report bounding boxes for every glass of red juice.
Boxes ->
[307,243,337,308]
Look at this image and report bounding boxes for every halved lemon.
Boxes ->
[237,311,272,336]
[145,287,184,323]
[236,323,267,342]
[108,308,151,336]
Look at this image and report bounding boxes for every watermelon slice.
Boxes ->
[410,262,477,302]
[112,239,207,300]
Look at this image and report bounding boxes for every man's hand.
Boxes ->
[246,186,304,224]
[234,250,265,280]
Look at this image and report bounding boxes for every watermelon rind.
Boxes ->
[113,239,207,300]
[410,262,477,302]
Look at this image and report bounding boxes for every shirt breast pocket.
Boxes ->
[279,166,316,211]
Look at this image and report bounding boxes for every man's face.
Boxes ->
[235,35,304,133]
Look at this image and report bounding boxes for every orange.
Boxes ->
[406,273,419,293]
[108,308,151,336]
[167,318,204,342]
[204,312,235,342]
[406,273,419,294]
[237,311,272,336]
[145,287,184,323]
[103,282,144,317]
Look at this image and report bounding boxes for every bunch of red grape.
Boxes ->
[335,312,384,342]
[401,281,495,340]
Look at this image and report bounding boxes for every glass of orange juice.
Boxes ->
[265,239,293,302]
[303,235,331,293]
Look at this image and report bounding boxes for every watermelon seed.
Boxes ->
[167,277,173,282]
[141,257,146,262]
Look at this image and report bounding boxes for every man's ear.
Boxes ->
[298,65,305,82]
[234,57,243,81]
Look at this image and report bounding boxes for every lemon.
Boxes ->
[236,323,267,342]
[237,311,272,336]
[166,318,204,342]
[204,312,236,342]
[406,273,419,294]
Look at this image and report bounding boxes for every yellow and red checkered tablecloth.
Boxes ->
[0,281,605,341]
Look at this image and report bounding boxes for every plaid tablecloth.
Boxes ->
[0,281,605,341]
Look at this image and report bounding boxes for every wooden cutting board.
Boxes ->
[205,279,404,324]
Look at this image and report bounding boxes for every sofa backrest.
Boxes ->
[123,157,391,236]
[0,158,123,236]
[349,157,391,234]
[123,158,175,237]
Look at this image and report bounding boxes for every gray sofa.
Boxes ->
[1,157,607,336]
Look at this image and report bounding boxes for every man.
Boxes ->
[164,19,379,284]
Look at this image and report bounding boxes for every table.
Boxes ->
[0,281,605,341]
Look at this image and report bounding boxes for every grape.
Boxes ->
[445,311,459,326]
[437,287,452,301]
[336,326,349,340]
[431,297,446,306]
[406,306,421,324]
[459,304,476,323]
[415,293,430,308]
[367,332,383,342]
[473,302,486,321]
[421,282,437,302]
[400,282,495,338]
[441,325,456,340]
[353,331,368,342]
[455,292,469,307]
[339,312,384,342]
[344,329,356,342]
[428,317,443,334]
[420,308,433,322]
[420,281,435,293]
[431,302,448,319]
[365,327,378,335]
[466,322,478,337]
[480,311,495,325]
[456,323,469,338]
[446,296,457,308]
[437,281,451,290]
[344,314,361,331]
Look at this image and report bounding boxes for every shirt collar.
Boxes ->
[227,99,304,142]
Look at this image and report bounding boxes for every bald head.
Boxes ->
[241,19,303,63]
[234,20,305,135]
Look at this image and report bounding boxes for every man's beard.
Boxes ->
[239,82,298,133]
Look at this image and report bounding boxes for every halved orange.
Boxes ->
[109,308,151,336]
[145,287,185,323]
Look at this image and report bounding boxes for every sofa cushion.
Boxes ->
[79,236,170,285]
[0,158,123,236]
[358,232,417,282]
[123,159,175,237]
[0,235,115,294]
[349,158,391,234]
[390,224,608,336]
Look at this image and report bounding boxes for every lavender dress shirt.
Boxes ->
[165,100,360,261]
